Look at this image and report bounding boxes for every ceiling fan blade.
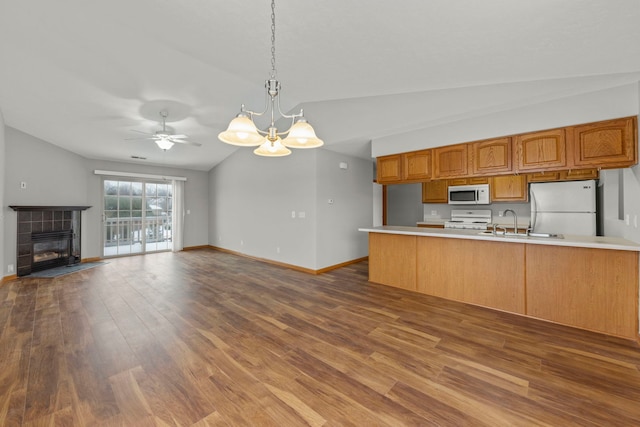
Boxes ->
[130,129,154,135]
[172,139,202,147]
[169,134,188,139]
[124,136,156,141]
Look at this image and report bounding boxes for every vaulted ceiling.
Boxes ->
[1,0,640,171]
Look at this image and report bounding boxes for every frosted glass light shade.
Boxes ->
[218,116,264,146]
[253,138,291,157]
[282,120,324,148]
[155,138,174,150]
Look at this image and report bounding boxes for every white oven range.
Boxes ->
[444,209,492,230]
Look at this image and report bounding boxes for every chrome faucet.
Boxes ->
[503,209,518,234]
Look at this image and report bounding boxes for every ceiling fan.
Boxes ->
[127,111,201,150]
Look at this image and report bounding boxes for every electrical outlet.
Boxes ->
[625,214,630,225]
[20,181,27,189]
[431,210,437,216]
[298,211,306,219]
[276,247,280,254]
[634,215,638,228]
[240,240,244,246]
[291,210,296,218]
[7,264,14,273]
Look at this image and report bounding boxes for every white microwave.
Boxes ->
[448,184,490,205]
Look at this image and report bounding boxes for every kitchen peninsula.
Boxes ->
[359,226,640,340]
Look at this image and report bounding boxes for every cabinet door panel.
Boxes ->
[417,237,525,314]
[433,144,468,178]
[571,117,637,168]
[490,175,528,202]
[526,245,638,339]
[377,155,402,183]
[468,176,489,184]
[403,150,432,181]
[562,168,599,180]
[527,171,561,183]
[471,137,512,175]
[515,129,567,172]
[369,233,416,291]
[422,181,448,203]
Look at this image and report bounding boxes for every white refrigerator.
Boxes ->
[530,179,597,236]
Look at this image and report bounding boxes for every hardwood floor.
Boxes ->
[1,249,640,426]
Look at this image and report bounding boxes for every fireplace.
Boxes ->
[10,205,91,277]
[31,230,75,272]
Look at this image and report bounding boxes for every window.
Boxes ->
[103,179,173,256]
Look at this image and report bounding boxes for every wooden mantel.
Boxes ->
[10,206,91,211]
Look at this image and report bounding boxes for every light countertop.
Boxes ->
[359,226,640,252]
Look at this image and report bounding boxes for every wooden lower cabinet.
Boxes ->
[368,233,416,291]
[417,237,525,313]
[525,245,638,339]
[366,232,639,339]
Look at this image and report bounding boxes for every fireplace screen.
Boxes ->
[31,230,74,271]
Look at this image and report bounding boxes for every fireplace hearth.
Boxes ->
[10,206,91,277]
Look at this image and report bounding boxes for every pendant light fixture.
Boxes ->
[218,0,323,157]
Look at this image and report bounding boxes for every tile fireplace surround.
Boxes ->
[9,206,91,277]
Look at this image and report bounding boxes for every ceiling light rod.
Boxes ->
[156,110,174,150]
[218,0,323,157]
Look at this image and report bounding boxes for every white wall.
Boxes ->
[4,127,88,274]
[3,127,209,276]
[316,150,372,269]
[209,148,318,269]
[209,147,372,270]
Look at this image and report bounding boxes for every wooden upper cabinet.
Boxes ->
[470,137,512,175]
[527,171,561,183]
[433,144,469,179]
[422,180,448,203]
[490,175,528,202]
[376,154,402,184]
[562,168,599,181]
[378,116,636,187]
[402,150,432,181]
[515,128,567,172]
[570,116,637,169]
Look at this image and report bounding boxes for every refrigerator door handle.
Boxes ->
[530,191,537,231]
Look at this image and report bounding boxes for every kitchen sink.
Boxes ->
[478,230,563,239]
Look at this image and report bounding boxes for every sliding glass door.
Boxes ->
[103,179,173,257]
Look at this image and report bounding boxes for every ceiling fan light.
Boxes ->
[282,119,324,149]
[218,116,264,146]
[253,137,291,157]
[155,138,174,150]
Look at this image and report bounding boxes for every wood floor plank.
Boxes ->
[1,248,640,426]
